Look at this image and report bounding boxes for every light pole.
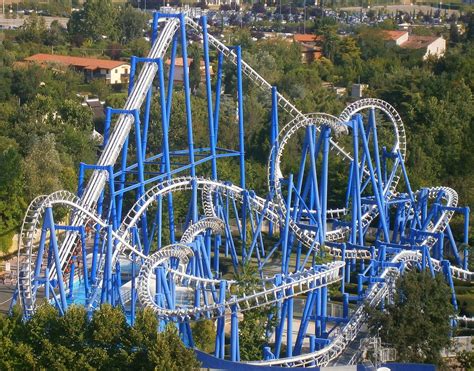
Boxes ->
[303,0,306,33]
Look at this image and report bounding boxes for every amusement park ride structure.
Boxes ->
[12,10,471,368]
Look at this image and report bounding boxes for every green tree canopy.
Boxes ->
[367,270,455,366]
[68,0,119,44]
[0,304,200,370]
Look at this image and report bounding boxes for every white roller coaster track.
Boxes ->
[86,176,371,310]
[21,14,403,296]
[15,11,470,368]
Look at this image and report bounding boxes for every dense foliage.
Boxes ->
[0,4,150,253]
[366,270,456,366]
[0,304,200,370]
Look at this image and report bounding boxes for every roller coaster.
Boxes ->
[12,10,471,367]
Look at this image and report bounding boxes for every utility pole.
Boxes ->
[303,0,306,33]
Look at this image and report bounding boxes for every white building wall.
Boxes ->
[395,32,409,46]
[424,37,446,60]
[109,64,130,84]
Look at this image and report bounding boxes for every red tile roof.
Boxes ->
[165,57,205,67]
[383,30,408,41]
[400,35,439,49]
[293,34,322,43]
[25,54,128,70]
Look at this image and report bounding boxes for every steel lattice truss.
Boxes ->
[12,11,471,368]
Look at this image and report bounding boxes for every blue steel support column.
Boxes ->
[464,207,470,270]
[269,86,279,236]
[90,192,103,283]
[321,285,328,335]
[369,108,385,199]
[142,86,152,156]
[151,12,159,44]
[442,260,458,310]
[282,174,294,274]
[68,257,75,299]
[131,252,136,325]
[34,220,49,293]
[201,16,217,180]
[343,293,349,318]
[77,163,85,197]
[214,280,226,359]
[158,58,176,243]
[236,46,245,190]
[320,126,331,239]
[214,52,224,142]
[106,225,113,304]
[307,126,324,244]
[315,288,322,338]
[230,297,240,361]
[357,117,390,241]
[351,119,363,245]
[45,207,68,312]
[166,36,178,123]
[45,267,50,302]
[133,110,149,251]
[179,13,197,222]
[341,243,346,293]
[103,107,112,147]
[117,137,129,221]
[128,56,137,95]
[80,228,89,296]
[287,290,294,357]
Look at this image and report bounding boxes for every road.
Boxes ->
[0,284,14,314]
[0,14,68,29]
[340,4,459,16]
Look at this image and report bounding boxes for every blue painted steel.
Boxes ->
[17,12,472,369]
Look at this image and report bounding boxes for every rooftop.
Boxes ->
[383,30,408,41]
[293,34,322,43]
[400,35,440,49]
[25,54,128,70]
[165,57,206,67]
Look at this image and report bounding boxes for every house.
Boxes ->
[165,57,214,84]
[24,54,131,84]
[383,31,446,60]
[400,35,446,59]
[352,84,369,99]
[293,34,324,64]
[383,30,409,46]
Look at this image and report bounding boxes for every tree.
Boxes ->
[12,65,44,104]
[117,5,148,43]
[457,350,474,370]
[0,67,13,101]
[189,46,202,94]
[17,13,47,43]
[191,319,216,353]
[44,20,67,46]
[68,0,118,44]
[0,137,25,253]
[22,134,66,201]
[0,304,200,370]
[367,270,455,366]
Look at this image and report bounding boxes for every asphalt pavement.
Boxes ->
[0,14,68,29]
[0,284,15,314]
